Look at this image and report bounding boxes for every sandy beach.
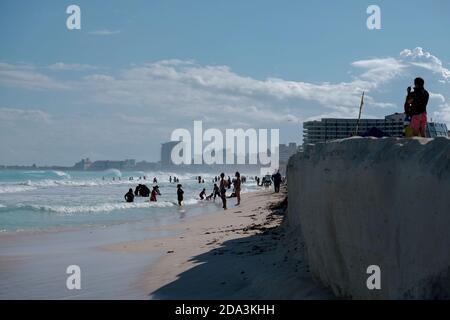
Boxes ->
[104,188,334,299]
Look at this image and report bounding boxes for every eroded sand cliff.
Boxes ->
[287,137,450,299]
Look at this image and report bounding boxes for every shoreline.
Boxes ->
[0,195,226,299]
[0,188,334,299]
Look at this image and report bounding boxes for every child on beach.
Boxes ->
[177,184,184,206]
[199,188,206,200]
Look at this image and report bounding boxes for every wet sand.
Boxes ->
[0,221,169,299]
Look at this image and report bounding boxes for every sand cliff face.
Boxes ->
[287,137,450,299]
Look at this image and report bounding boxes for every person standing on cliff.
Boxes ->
[407,77,429,137]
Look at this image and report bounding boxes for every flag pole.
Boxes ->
[354,91,365,136]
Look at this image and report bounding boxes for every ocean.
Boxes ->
[0,169,258,233]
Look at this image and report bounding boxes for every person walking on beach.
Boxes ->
[406,77,429,137]
[124,188,134,203]
[234,171,241,206]
[272,170,282,193]
[177,184,184,206]
[219,173,228,210]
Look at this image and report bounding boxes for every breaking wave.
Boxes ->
[14,201,176,214]
[0,185,37,194]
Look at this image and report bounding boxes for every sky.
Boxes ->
[0,0,449,165]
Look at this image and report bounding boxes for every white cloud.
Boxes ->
[90,59,394,114]
[433,102,450,123]
[48,63,98,71]
[400,47,450,82]
[429,92,446,103]
[0,107,51,123]
[351,57,407,86]
[0,62,68,90]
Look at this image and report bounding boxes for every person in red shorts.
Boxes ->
[409,77,429,137]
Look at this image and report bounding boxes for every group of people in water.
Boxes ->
[123,171,284,210]
[124,184,161,203]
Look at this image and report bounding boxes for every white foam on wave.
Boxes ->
[184,198,200,205]
[0,185,37,194]
[18,201,175,214]
[22,170,71,179]
[21,179,134,188]
[103,168,122,177]
[52,170,71,178]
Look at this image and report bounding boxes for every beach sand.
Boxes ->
[104,188,334,299]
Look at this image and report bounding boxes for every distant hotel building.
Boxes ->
[73,158,92,170]
[303,113,448,144]
[87,159,136,170]
[161,141,179,168]
[426,122,449,138]
[279,143,298,163]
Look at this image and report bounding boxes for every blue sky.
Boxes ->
[1,0,450,165]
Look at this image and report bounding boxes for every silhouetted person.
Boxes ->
[406,77,429,137]
[234,171,241,206]
[177,184,184,206]
[134,185,141,196]
[124,188,134,203]
[272,170,282,193]
[219,173,228,210]
[150,186,161,202]
[139,184,150,197]
[213,183,220,201]
[199,188,206,200]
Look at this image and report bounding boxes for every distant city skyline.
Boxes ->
[1,1,450,165]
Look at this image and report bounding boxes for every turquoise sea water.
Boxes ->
[0,170,257,232]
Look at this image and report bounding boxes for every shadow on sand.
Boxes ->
[150,201,334,300]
